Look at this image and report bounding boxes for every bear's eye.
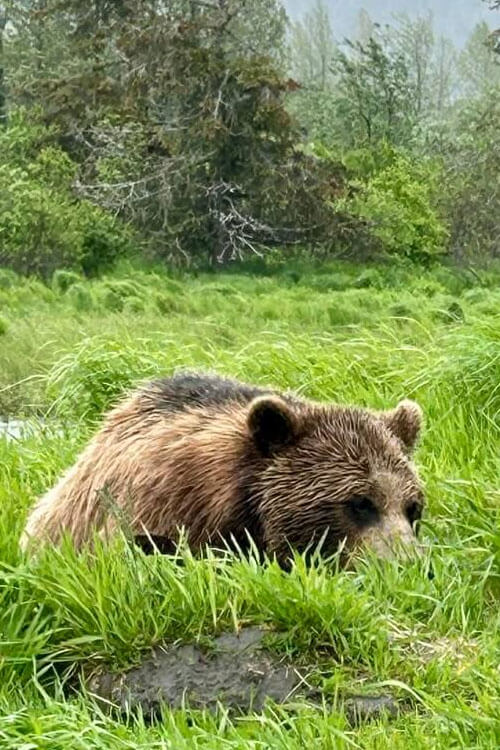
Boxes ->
[347,495,379,526]
[406,501,422,528]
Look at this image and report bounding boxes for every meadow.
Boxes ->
[0,258,499,748]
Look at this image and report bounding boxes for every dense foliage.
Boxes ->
[1,0,354,270]
[0,0,498,272]
[288,3,500,264]
[0,114,133,277]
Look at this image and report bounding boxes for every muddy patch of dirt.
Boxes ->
[87,627,400,724]
[345,694,400,725]
[88,627,306,715]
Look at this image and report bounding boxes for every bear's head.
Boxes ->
[247,395,425,566]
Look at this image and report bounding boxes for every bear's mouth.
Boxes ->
[133,534,177,556]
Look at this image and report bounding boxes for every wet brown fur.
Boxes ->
[21,374,425,564]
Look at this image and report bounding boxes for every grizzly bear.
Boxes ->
[21,373,425,565]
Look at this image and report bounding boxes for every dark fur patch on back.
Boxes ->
[140,373,278,414]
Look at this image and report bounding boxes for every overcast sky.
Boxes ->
[283,0,497,47]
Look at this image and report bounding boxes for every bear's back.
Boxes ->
[138,372,285,415]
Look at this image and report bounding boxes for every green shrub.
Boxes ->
[100,280,144,299]
[26,278,56,303]
[66,283,94,311]
[0,164,83,276]
[30,146,78,190]
[123,296,145,313]
[352,268,384,289]
[0,269,20,290]
[52,270,82,294]
[79,216,135,278]
[155,292,184,314]
[0,110,57,168]
[339,146,448,263]
[389,302,417,319]
[0,117,135,279]
[100,288,124,312]
[161,278,185,294]
[283,270,301,285]
[0,163,134,279]
[433,268,475,296]
[0,317,8,336]
[95,280,146,312]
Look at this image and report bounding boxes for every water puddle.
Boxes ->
[0,418,63,441]
[0,419,27,440]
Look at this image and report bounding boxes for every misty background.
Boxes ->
[284,0,496,46]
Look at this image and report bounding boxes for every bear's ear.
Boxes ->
[247,396,298,456]
[381,399,423,453]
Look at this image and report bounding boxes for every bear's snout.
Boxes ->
[359,513,422,561]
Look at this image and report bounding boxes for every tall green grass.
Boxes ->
[0,260,499,747]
